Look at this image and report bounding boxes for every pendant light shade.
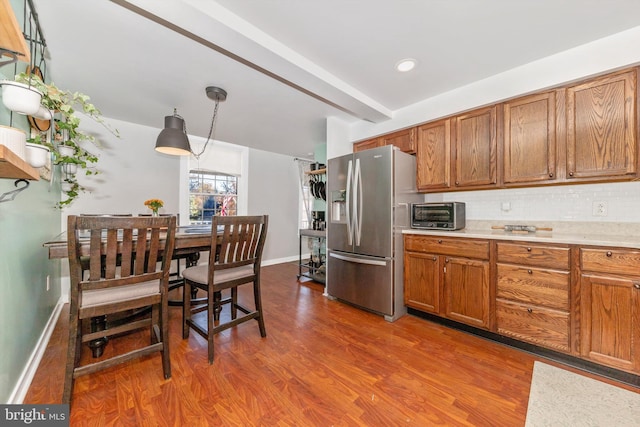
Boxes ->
[155,87,227,157]
[155,114,191,156]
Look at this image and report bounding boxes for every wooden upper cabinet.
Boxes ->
[353,137,383,152]
[381,128,416,154]
[566,69,638,180]
[503,91,557,185]
[354,128,417,153]
[452,105,498,189]
[416,119,451,191]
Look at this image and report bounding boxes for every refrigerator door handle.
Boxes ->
[329,252,388,267]
[354,157,363,246]
[346,159,353,245]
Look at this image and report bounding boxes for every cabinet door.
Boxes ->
[404,251,440,314]
[443,257,490,329]
[503,92,557,184]
[566,70,638,180]
[381,128,416,154]
[580,274,640,373]
[416,119,451,191]
[453,106,498,189]
[353,138,383,152]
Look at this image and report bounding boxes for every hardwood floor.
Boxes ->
[23,262,629,426]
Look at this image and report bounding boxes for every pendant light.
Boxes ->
[155,86,227,157]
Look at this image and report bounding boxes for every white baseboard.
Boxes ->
[8,298,65,404]
[262,254,301,266]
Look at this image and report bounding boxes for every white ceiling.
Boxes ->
[29,0,640,159]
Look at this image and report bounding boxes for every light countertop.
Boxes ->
[402,220,640,249]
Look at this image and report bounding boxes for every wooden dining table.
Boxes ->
[43,225,217,260]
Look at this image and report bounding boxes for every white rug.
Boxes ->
[525,361,640,426]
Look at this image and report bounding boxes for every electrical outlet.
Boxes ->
[592,201,608,217]
[46,275,50,291]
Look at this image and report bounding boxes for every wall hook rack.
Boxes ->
[0,179,30,203]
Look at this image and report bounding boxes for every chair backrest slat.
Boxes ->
[209,215,268,273]
[68,215,177,292]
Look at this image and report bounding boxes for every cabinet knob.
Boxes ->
[433,256,437,261]
[634,283,640,290]
[526,247,532,252]
[549,172,554,178]
[455,181,460,186]
[606,251,612,257]
[438,239,442,244]
[527,269,533,274]
[569,171,574,176]
[445,258,449,263]
[527,308,533,313]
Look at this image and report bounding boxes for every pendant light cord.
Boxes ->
[183,99,221,160]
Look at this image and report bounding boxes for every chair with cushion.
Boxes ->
[182,215,268,364]
[63,214,177,404]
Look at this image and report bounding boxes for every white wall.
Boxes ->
[65,116,181,217]
[328,25,640,225]
[247,148,301,264]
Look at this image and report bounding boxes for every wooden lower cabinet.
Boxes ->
[579,247,640,374]
[405,235,640,376]
[443,256,490,329]
[404,251,440,314]
[495,242,571,352]
[404,235,490,330]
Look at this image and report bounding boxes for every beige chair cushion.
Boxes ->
[182,264,254,286]
[81,280,160,308]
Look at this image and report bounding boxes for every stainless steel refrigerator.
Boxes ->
[326,145,421,321]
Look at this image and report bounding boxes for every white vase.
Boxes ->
[0,125,26,161]
[33,105,52,120]
[58,145,75,157]
[0,80,42,115]
[63,163,78,175]
[25,142,50,168]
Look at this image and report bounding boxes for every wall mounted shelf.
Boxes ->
[0,145,40,180]
[0,0,30,65]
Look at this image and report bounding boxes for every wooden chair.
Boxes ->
[182,215,268,364]
[63,215,177,404]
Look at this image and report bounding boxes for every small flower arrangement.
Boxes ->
[144,198,164,215]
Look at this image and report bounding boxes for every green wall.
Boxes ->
[0,0,62,403]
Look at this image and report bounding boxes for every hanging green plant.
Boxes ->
[15,72,119,208]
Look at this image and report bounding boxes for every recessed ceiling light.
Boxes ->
[395,58,416,72]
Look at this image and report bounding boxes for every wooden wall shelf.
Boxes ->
[0,0,30,63]
[0,145,40,180]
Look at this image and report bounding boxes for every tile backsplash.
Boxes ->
[426,181,640,223]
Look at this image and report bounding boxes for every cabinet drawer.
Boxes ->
[581,248,640,276]
[496,299,570,353]
[404,235,489,259]
[497,242,569,269]
[496,264,569,310]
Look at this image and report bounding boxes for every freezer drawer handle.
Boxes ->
[329,252,387,266]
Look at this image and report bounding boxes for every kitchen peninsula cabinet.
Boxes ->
[502,91,558,185]
[566,69,638,181]
[452,105,498,190]
[579,247,640,374]
[404,235,490,329]
[495,242,571,352]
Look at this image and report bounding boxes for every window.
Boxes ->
[189,170,237,224]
